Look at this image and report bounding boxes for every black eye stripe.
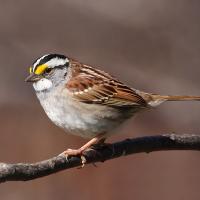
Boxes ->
[45,65,65,72]
[39,64,69,76]
[54,64,69,69]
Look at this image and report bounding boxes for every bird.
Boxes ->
[25,53,200,157]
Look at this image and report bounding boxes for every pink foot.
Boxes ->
[59,148,87,167]
[60,148,83,156]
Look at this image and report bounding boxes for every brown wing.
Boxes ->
[66,60,147,107]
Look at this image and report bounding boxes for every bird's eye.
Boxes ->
[45,68,52,74]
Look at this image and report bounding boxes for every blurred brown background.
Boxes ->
[0,0,200,199]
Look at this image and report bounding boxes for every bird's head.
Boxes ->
[25,54,69,91]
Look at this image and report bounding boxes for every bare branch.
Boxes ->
[0,134,200,183]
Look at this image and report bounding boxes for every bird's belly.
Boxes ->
[38,94,133,139]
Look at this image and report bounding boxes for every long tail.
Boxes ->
[147,94,200,107]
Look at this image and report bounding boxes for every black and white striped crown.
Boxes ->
[32,54,69,72]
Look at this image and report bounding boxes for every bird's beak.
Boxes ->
[25,73,42,82]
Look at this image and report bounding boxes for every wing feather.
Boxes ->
[66,61,147,107]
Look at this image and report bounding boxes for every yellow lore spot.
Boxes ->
[34,64,48,75]
[29,67,33,74]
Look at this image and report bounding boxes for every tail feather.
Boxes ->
[153,95,200,101]
[147,94,200,107]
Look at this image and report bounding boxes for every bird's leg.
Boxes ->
[60,134,105,157]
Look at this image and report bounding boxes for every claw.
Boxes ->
[77,155,87,168]
[58,148,87,167]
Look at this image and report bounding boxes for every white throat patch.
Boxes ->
[33,78,53,92]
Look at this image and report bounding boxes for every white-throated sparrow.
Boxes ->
[25,54,200,156]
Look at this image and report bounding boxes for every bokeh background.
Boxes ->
[0,0,200,199]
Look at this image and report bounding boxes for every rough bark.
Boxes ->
[0,134,199,183]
